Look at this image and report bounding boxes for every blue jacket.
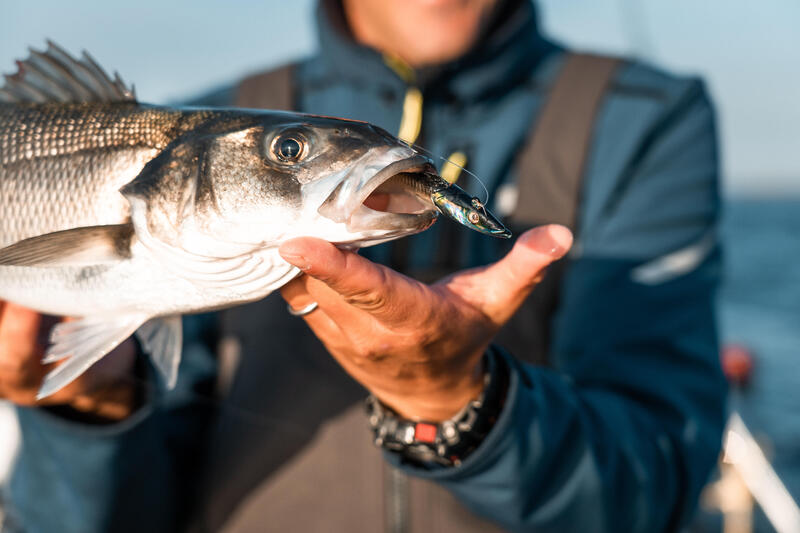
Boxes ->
[5,1,726,532]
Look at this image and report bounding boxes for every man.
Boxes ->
[1,0,727,531]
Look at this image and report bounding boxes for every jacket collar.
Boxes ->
[315,0,556,104]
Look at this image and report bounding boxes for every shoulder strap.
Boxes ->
[234,63,296,110]
[512,53,622,230]
[494,54,621,368]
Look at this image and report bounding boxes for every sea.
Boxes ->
[0,197,798,531]
[708,196,800,531]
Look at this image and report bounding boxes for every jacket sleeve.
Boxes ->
[3,314,218,533]
[395,79,728,532]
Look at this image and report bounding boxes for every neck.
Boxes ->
[341,0,498,68]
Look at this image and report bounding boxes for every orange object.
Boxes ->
[721,344,754,386]
[414,423,438,444]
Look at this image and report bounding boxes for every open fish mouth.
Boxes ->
[315,149,510,244]
[349,155,441,231]
[318,154,441,239]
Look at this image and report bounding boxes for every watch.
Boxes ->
[365,349,508,467]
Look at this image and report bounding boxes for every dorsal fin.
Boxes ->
[0,40,136,104]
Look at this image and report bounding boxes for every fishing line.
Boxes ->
[408,142,491,205]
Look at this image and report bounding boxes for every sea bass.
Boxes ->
[0,42,510,399]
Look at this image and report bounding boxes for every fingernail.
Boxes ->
[545,225,573,258]
[523,224,573,259]
[280,252,311,271]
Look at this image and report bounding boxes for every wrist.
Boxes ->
[65,381,139,422]
[56,342,144,424]
[378,356,485,422]
[366,349,508,467]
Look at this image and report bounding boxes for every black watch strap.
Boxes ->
[365,349,509,467]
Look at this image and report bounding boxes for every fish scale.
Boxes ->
[0,104,181,165]
[0,103,202,247]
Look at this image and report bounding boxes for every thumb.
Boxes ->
[453,224,573,325]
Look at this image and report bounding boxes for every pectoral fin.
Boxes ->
[136,316,183,389]
[126,199,280,288]
[38,314,147,400]
[0,224,134,267]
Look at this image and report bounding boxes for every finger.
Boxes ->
[450,224,572,324]
[0,303,44,365]
[281,274,317,313]
[0,304,48,397]
[279,237,423,324]
[280,274,349,346]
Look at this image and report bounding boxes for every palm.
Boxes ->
[279,224,572,420]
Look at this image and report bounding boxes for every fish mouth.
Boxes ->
[318,154,440,243]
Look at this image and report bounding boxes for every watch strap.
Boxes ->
[365,348,508,467]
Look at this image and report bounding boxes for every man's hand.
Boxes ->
[279,225,572,422]
[0,302,138,421]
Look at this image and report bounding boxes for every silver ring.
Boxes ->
[287,301,319,317]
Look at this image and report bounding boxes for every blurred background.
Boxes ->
[1,1,798,531]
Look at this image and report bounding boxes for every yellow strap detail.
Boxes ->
[382,53,415,84]
[397,87,423,144]
[440,151,468,184]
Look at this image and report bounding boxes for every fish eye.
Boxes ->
[279,138,301,159]
[270,131,308,163]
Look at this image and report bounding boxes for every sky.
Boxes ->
[1,0,798,195]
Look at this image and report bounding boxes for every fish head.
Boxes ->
[257,115,443,248]
[122,111,442,257]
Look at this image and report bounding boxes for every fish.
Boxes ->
[0,42,511,399]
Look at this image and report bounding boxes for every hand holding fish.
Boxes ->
[279,225,572,421]
[0,302,138,420]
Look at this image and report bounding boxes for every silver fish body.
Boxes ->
[2,103,289,314]
[0,42,509,398]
